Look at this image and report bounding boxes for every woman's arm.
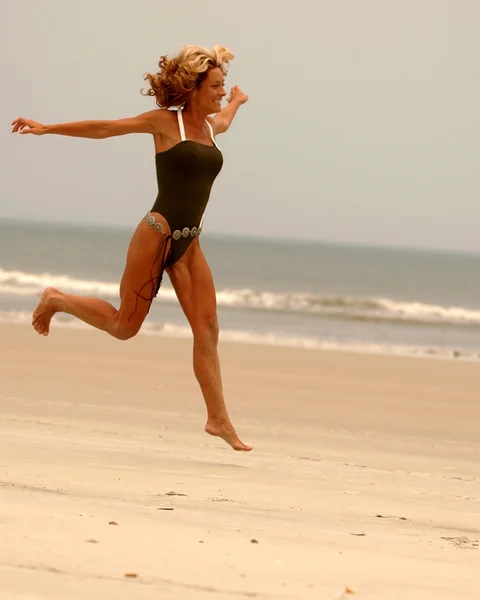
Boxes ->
[11,110,162,139]
[212,86,248,135]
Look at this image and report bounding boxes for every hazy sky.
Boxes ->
[2,0,479,252]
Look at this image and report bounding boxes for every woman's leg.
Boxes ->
[32,213,170,340]
[167,240,252,452]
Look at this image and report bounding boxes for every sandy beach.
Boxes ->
[0,322,478,599]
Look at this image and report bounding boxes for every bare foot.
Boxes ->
[32,287,61,336]
[205,419,253,452]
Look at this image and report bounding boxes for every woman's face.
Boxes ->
[196,67,227,113]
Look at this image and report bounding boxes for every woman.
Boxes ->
[11,45,252,452]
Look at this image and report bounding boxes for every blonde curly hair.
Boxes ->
[143,45,234,108]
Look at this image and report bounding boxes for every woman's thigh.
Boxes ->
[117,212,171,328]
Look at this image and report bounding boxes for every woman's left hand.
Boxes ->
[227,86,249,105]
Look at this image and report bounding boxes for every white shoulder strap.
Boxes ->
[177,107,186,141]
[206,119,220,150]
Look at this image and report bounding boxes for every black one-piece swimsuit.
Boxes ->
[131,107,223,315]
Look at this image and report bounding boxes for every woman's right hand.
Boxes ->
[11,117,47,135]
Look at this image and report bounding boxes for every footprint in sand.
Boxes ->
[440,536,479,550]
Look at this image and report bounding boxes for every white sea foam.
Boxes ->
[1,267,480,327]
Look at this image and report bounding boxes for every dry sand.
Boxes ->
[0,322,479,599]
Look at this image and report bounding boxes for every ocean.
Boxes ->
[1,219,479,361]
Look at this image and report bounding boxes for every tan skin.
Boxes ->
[11,67,252,452]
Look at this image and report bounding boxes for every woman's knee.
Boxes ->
[193,316,219,345]
[112,317,142,341]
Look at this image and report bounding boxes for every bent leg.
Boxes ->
[167,241,252,451]
[33,213,171,339]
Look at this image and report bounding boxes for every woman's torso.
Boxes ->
[151,108,223,232]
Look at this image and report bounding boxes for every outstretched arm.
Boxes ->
[11,110,162,139]
[212,86,248,135]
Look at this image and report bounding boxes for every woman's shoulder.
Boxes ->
[146,108,179,135]
[149,107,177,123]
